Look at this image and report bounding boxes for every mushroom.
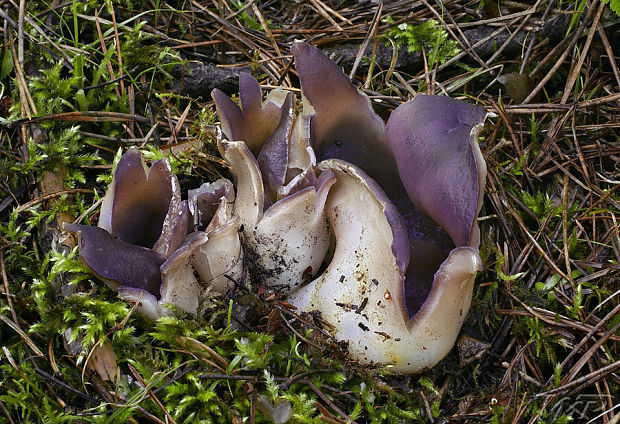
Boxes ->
[212,72,291,157]
[213,75,335,293]
[66,149,245,319]
[283,42,488,372]
[96,148,189,254]
[287,161,481,373]
[188,180,244,293]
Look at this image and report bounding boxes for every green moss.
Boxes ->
[382,17,461,67]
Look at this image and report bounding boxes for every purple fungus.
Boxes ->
[188,179,235,229]
[98,148,177,249]
[64,223,165,297]
[287,161,481,373]
[66,149,245,319]
[119,232,209,319]
[290,42,391,184]
[188,181,245,293]
[256,92,295,201]
[218,138,334,293]
[386,95,487,249]
[288,42,488,372]
[212,73,291,156]
[213,79,335,293]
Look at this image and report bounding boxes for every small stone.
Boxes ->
[457,334,490,366]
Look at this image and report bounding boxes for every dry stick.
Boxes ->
[410,14,522,83]
[589,405,620,424]
[561,1,605,104]
[202,8,279,82]
[498,307,620,342]
[139,123,159,148]
[505,92,620,113]
[503,104,571,113]
[93,8,121,100]
[486,169,517,241]
[520,0,555,74]
[313,0,353,25]
[170,39,222,49]
[536,359,620,397]
[303,379,357,424]
[510,200,557,280]
[271,28,365,35]
[198,373,259,381]
[225,0,258,19]
[523,342,545,384]
[173,103,192,136]
[501,341,532,387]
[250,383,256,424]
[275,307,323,350]
[539,108,575,164]
[251,3,290,86]
[563,320,620,385]
[599,376,615,424]
[149,366,195,396]
[0,399,15,424]
[349,2,382,82]
[521,0,599,104]
[128,364,177,424]
[492,166,568,280]
[512,392,530,424]
[34,368,100,405]
[580,183,620,220]
[392,70,417,98]
[586,358,612,424]
[9,111,151,128]
[608,215,620,264]
[248,10,280,55]
[8,41,32,149]
[127,84,136,138]
[9,43,36,118]
[8,0,72,65]
[1,346,65,409]
[489,99,523,157]
[17,0,24,65]
[485,0,542,66]
[104,389,166,424]
[430,49,439,95]
[0,251,19,328]
[596,22,620,88]
[309,0,344,32]
[107,2,125,97]
[571,112,592,190]
[528,32,572,77]
[447,6,544,29]
[175,336,230,370]
[274,302,333,339]
[513,206,571,281]
[83,69,136,92]
[0,7,17,28]
[363,31,380,89]
[313,403,340,423]
[561,173,576,291]
[165,108,177,145]
[580,91,620,106]
[0,315,45,357]
[14,189,93,213]
[543,153,590,192]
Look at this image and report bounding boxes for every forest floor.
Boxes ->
[0,0,619,423]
